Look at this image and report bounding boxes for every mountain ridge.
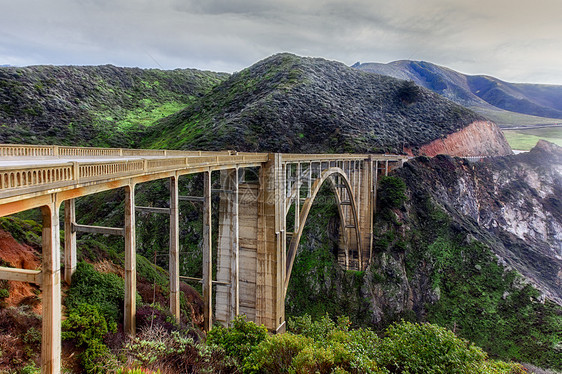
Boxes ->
[354,60,562,126]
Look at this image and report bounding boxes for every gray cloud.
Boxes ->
[1,0,561,83]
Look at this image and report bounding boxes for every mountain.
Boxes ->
[0,65,228,147]
[354,60,562,126]
[144,53,510,156]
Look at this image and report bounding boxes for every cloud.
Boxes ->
[1,0,561,83]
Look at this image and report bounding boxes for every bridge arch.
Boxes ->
[283,167,361,294]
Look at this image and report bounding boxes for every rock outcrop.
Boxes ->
[405,120,513,157]
[398,140,562,304]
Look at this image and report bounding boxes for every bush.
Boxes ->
[207,315,268,366]
[245,316,524,374]
[378,176,407,209]
[378,321,487,373]
[125,325,231,373]
[65,261,125,324]
[243,333,312,374]
[62,303,117,373]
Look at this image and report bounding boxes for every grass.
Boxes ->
[114,101,188,131]
[502,127,562,150]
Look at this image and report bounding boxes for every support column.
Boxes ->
[216,168,240,325]
[231,169,240,319]
[202,171,213,331]
[124,184,136,336]
[64,199,76,284]
[256,154,285,331]
[41,198,61,374]
[169,176,180,322]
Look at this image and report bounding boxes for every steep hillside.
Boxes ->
[0,65,228,147]
[355,60,562,126]
[144,54,510,155]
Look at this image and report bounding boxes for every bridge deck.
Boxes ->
[0,144,406,213]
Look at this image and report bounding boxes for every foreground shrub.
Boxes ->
[378,321,486,373]
[62,303,117,373]
[125,325,233,373]
[243,316,526,374]
[244,333,313,374]
[207,315,268,366]
[65,261,125,324]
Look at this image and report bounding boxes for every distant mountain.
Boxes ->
[0,65,228,146]
[144,53,510,155]
[354,60,562,126]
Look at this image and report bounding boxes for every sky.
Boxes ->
[2,0,562,84]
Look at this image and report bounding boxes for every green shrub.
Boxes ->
[378,321,487,373]
[207,315,268,365]
[377,176,407,209]
[243,333,312,374]
[65,261,125,324]
[117,368,161,374]
[62,303,117,373]
[0,288,9,299]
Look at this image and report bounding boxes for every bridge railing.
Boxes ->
[0,144,264,158]
[0,153,270,197]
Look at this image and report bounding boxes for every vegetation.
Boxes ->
[0,65,228,147]
[65,261,126,324]
[377,176,407,209]
[143,53,482,153]
[231,314,524,374]
[62,303,117,373]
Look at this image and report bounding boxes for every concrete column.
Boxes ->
[124,184,136,336]
[256,154,285,331]
[64,199,76,284]
[202,171,213,331]
[41,198,61,374]
[169,176,180,322]
[231,168,240,319]
[216,168,240,325]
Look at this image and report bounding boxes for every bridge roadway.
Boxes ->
[0,144,407,374]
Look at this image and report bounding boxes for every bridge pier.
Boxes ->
[63,199,76,284]
[124,184,136,336]
[202,171,213,331]
[169,175,180,322]
[215,169,240,325]
[41,199,61,374]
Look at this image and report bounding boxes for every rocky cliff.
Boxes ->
[396,140,562,304]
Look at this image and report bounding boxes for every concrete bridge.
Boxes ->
[0,144,406,373]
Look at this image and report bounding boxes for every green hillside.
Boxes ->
[0,65,228,147]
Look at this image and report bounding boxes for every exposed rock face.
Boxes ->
[405,120,513,157]
[397,140,562,304]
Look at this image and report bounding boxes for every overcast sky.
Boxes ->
[2,0,562,84]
